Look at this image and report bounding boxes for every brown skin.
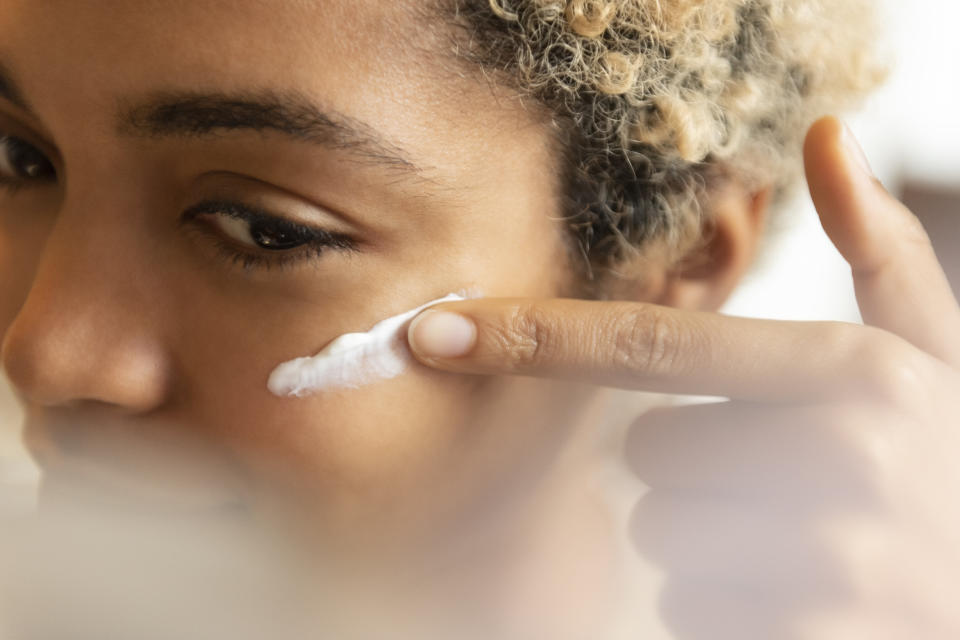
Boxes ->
[409,118,960,637]
[0,0,765,635]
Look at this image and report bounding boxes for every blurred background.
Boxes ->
[0,375,29,515]
[723,0,960,323]
[1,0,958,510]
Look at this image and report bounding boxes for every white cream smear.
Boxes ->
[268,293,468,397]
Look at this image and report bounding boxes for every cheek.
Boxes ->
[158,182,572,537]
[0,201,56,334]
[180,320,483,529]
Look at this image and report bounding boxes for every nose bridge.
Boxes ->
[1,191,172,412]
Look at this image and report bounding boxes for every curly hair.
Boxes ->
[448,0,886,290]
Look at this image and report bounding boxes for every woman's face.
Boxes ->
[0,1,576,547]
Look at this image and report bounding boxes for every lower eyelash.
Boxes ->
[0,175,27,195]
[208,235,332,271]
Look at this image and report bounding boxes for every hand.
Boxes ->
[406,117,960,638]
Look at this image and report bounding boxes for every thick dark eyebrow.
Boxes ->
[0,62,34,113]
[117,89,423,176]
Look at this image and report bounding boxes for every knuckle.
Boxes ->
[896,203,934,250]
[495,303,553,370]
[609,305,684,377]
[855,328,932,410]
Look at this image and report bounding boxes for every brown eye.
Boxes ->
[206,212,313,251]
[180,199,357,270]
[187,200,321,253]
[0,134,56,183]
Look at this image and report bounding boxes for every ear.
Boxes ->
[645,181,771,311]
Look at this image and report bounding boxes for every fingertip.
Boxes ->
[408,308,478,362]
[803,115,843,163]
[804,116,886,261]
[803,116,849,197]
[804,116,877,193]
[804,117,932,281]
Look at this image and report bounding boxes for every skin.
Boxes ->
[0,0,578,530]
[5,0,945,638]
[0,1,760,636]
[0,1,626,634]
[409,117,960,638]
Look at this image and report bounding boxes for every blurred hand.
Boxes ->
[407,116,960,639]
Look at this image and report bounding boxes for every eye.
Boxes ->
[181,199,356,269]
[0,134,57,189]
[205,206,315,252]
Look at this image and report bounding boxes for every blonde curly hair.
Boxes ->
[449,0,886,288]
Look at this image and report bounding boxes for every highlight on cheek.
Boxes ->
[267,292,475,397]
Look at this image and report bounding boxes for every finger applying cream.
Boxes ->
[267,292,472,397]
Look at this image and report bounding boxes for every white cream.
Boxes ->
[267,293,467,397]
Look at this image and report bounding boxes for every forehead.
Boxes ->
[0,0,418,74]
[0,0,559,209]
[0,0,486,159]
[0,0,427,67]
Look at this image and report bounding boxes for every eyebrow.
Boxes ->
[117,89,423,176]
[0,62,34,113]
[0,59,424,178]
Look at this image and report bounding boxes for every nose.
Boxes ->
[1,214,171,413]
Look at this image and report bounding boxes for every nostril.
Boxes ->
[0,330,61,407]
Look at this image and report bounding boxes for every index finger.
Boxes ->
[406,297,938,403]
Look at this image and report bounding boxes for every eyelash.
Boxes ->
[180,199,357,271]
[0,133,58,194]
[0,130,355,271]
[0,175,25,195]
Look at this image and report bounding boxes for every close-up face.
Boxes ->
[0,0,581,551]
[5,2,924,639]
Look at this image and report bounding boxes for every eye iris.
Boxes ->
[6,137,55,179]
[249,220,308,251]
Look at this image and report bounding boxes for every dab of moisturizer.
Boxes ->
[268,293,468,397]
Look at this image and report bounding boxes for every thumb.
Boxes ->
[804,115,960,366]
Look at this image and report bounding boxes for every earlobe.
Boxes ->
[654,182,771,311]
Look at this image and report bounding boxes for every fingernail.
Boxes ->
[408,310,477,359]
[842,123,875,178]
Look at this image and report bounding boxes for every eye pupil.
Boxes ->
[4,136,56,180]
[23,162,43,177]
[249,221,306,251]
